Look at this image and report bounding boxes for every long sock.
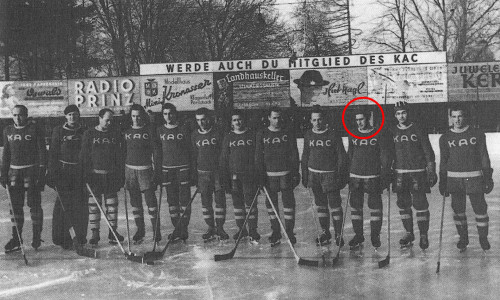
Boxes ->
[399,208,414,233]
[202,206,215,227]
[476,213,489,237]
[317,205,329,231]
[215,207,225,227]
[105,196,118,228]
[351,208,363,236]
[416,209,430,235]
[331,206,342,235]
[453,213,467,238]
[132,206,145,231]
[370,208,382,236]
[169,205,179,227]
[88,196,101,230]
[284,207,295,233]
[247,205,258,230]
[234,207,246,229]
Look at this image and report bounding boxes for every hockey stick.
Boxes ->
[86,183,153,265]
[144,188,199,261]
[123,187,132,254]
[378,189,391,268]
[262,186,320,267]
[214,188,260,261]
[152,185,163,251]
[436,194,446,274]
[332,191,350,266]
[5,187,28,265]
[54,187,97,258]
[306,188,325,247]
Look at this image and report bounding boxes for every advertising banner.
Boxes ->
[68,77,140,116]
[367,64,447,104]
[140,73,214,112]
[448,62,500,101]
[290,67,368,107]
[0,80,67,118]
[214,69,290,109]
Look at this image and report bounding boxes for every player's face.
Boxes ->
[231,114,244,131]
[131,110,143,127]
[268,111,282,129]
[450,110,466,129]
[163,109,176,125]
[65,111,80,126]
[356,114,367,130]
[12,107,27,126]
[196,114,211,131]
[395,110,408,125]
[99,112,113,130]
[310,112,325,131]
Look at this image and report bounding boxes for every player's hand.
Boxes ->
[426,162,437,187]
[0,176,8,189]
[483,168,494,194]
[439,172,449,197]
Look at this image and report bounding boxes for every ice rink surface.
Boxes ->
[0,134,499,299]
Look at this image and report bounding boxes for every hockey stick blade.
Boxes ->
[214,249,236,262]
[378,255,390,268]
[298,257,321,267]
[126,254,154,265]
[143,251,163,261]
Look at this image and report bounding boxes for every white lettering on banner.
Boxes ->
[218,61,253,71]
[164,62,210,73]
[73,79,136,108]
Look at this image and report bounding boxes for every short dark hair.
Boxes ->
[98,108,113,118]
[268,106,281,117]
[449,105,470,118]
[195,107,211,116]
[129,103,145,114]
[230,109,245,119]
[355,109,371,120]
[13,105,28,116]
[162,103,177,114]
[311,105,324,117]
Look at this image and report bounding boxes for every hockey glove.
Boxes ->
[292,172,301,189]
[439,172,449,197]
[380,169,393,191]
[302,170,308,188]
[483,168,494,194]
[36,166,47,191]
[336,169,349,190]
[426,162,438,187]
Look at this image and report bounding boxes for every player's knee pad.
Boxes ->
[411,192,429,211]
[393,173,405,193]
[198,171,214,195]
[179,168,190,187]
[349,177,363,192]
[367,193,382,210]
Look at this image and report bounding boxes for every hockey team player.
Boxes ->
[347,110,392,250]
[191,108,228,242]
[255,107,300,246]
[439,106,493,251]
[80,108,125,246]
[154,103,192,242]
[220,110,260,243]
[390,102,436,250]
[123,104,159,244]
[47,105,87,249]
[1,105,47,252]
[301,106,348,247]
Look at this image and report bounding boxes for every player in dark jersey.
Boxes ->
[390,102,436,250]
[347,109,393,250]
[439,106,493,251]
[191,108,228,242]
[123,104,159,244]
[301,106,348,246]
[154,103,192,242]
[47,105,87,250]
[220,110,260,243]
[255,107,300,246]
[1,105,47,252]
[80,108,125,246]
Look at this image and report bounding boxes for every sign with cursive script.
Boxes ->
[290,67,368,107]
[140,74,214,112]
[213,69,290,109]
[0,80,67,118]
[448,62,500,102]
[367,64,447,104]
[68,77,141,116]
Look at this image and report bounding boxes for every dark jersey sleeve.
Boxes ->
[255,129,265,176]
[418,125,435,164]
[36,125,47,167]
[336,132,348,175]
[191,130,199,174]
[79,129,92,176]
[48,126,61,175]
[379,128,394,172]
[478,131,491,170]
[301,131,310,178]
[152,126,162,174]
[1,128,11,179]
[289,129,300,174]
[439,133,449,175]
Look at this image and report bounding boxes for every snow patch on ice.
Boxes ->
[264,286,288,299]
[192,245,217,270]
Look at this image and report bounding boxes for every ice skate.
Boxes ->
[89,229,100,247]
[371,233,381,249]
[167,230,182,243]
[233,227,248,241]
[269,231,282,247]
[349,234,365,251]
[31,229,43,250]
[286,231,296,245]
[479,236,490,251]
[315,229,332,246]
[248,228,261,245]
[132,227,145,245]
[457,235,469,253]
[399,232,414,249]
[4,237,21,254]
[216,226,230,242]
[202,227,216,243]
[335,234,345,247]
[419,234,429,250]
[108,229,125,245]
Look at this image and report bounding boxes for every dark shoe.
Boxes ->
[399,232,415,248]
[371,233,381,248]
[349,234,365,250]
[233,227,248,241]
[419,234,429,250]
[108,229,125,245]
[202,227,216,242]
[479,236,490,251]
[248,228,261,243]
[89,229,100,246]
[269,231,282,247]
[315,229,332,246]
[216,226,230,241]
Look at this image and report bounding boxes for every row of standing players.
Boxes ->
[0,101,494,254]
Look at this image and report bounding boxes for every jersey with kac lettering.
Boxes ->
[390,123,434,172]
[191,127,222,172]
[124,126,154,167]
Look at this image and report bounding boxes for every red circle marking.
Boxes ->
[342,97,385,140]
